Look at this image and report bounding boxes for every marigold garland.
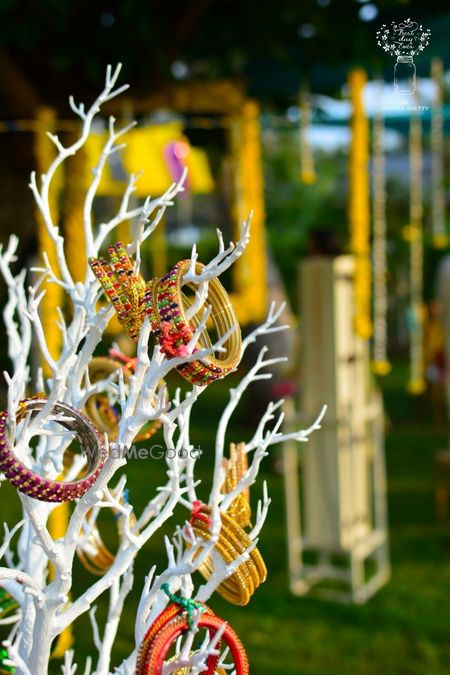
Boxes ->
[348,69,372,339]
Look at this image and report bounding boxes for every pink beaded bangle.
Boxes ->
[0,399,107,503]
[144,260,242,386]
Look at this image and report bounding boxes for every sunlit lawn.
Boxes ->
[1,362,450,674]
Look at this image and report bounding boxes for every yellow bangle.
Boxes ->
[76,489,136,575]
[84,357,162,442]
[222,442,251,528]
[189,504,266,606]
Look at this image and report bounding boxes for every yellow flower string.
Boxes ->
[230,101,268,325]
[34,107,64,370]
[299,85,316,185]
[62,131,87,283]
[431,58,448,249]
[348,69,372,339]
[372,90,391,376]
[406,114,426,395]
[34,107,73,655]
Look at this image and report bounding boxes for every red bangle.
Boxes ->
[139,612,249,675]
[136,603,219,674]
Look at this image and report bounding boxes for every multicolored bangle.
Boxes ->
[0,399,107,503]
[137,611,249,675]
[88,242,149,342]
[222,442,251,528]
[76,488,136,575]
[144,260,242,386]
[84,357,162,443]
[189,503,266,606]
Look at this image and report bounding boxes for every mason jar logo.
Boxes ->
[376,19,431,95]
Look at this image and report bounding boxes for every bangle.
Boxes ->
[0,588,19,620]
[0,398,107,502]
[76,488,136,575]
[136,602,217,675]
[88,242,149,342]
[144,260,242,386]
[189,503,267,606]
[84,357,162,443]
[221,442,251,528]
[138,612,248,675]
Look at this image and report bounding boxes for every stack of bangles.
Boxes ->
[135,586,248,674]
[76,489,136,575]
[0,398,107,502]
[189,502,267,606]
[84,356,162,442]
[89,245,242,386]
[221,442,251,528]
[88,242,148,341]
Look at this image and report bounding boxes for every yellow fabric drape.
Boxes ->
[348,69,372,339]
[230,101,268,325]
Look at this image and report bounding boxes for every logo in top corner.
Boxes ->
[376,19,431,95]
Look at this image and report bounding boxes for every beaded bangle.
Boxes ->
[84,357,162,443]
[144,260,242,386]
[76,488,136,575]
[189,503,267,606]
[88,242,149,341]
[139,613,249,675]
[0,399,107,503]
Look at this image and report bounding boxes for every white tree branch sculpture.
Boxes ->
[0,65,324,675]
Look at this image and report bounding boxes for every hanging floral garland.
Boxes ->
[299,85,316,185]
[406,114,426,394]
[372,94,391,375]
[348,68,372,339]
[431,57,448,248]
[34,107,73,656]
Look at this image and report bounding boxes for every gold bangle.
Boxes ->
[222,442,251,528]
[84,357,162,442]
[76,489,137,575]
[189,504,266,606]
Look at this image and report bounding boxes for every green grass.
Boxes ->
[2,362,450,674]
